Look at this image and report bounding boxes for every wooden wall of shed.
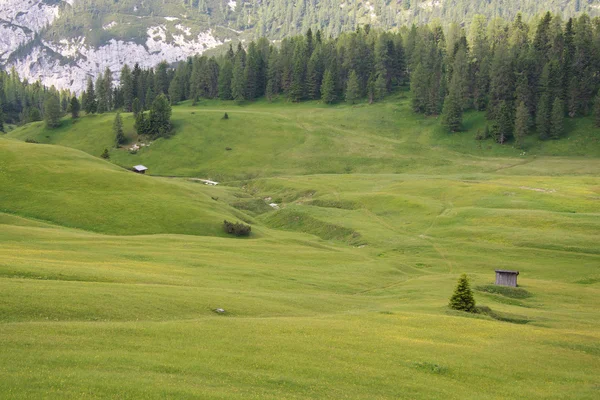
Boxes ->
[495,273,518,287]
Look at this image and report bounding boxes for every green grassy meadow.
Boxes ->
[1,94,599,398]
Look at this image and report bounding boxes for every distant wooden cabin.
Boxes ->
[495,270,519,287]
[133,165,148,174]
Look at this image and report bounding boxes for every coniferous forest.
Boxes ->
[2,12,600,145]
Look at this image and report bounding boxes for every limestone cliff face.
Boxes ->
[0,1,226,93]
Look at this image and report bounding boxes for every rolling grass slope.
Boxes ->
[9,94,600,180]
[1,96,600,398]
[0,138,244,236]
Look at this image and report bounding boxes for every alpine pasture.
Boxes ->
[1,94,599,399]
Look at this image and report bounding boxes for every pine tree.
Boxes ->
[96,75,106,113]
[494,100,514,144]
[70,96,80,119]
[441,90,462,132]
[536,93,551,139]
[231,54,246,102]
[345,70,359,104]
[44,95,61,129]
[148,94,172,138]
[514,101,528,149]
[374,73,387,102]
[410,63,428,113]
[100,148,110,159]
[120,65,134,112]
[132,98,141,117]
[550,97,564,140]
[155,61,169,95]
[448,274,476,312]
[83,78,97,114]
[114,112,126,146]
[594,93,600,128]
[218,59,233,100]
[321,69,336,104]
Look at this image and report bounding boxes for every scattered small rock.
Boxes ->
[214,308,226,314]
[269,203,280,210]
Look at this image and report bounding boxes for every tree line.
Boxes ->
[2,12,600,146]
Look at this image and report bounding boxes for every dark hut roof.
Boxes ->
[495,270,519,275]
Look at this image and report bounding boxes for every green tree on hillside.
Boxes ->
[70,96,80,119]
[321,69,336,104]
[83,77,97,114]
[594,93,600,128]
[550,98,564,139]
[345,70,359,104]
[148,94,172,138]
[536,93,551,139]
[0,104,4,133]
[218,59,233,100]
[514,101,529,149]
[44,95,61,129]
[449,274,476,312]
[231,51,246,102]
[114,112,126,146]
[132,98,141,117]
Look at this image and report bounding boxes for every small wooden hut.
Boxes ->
[495,270,519,287]
[133,165,148,174]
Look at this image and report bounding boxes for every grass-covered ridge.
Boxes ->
[0,139,243,236]
[1,97,600,398]
[9,95,600,180]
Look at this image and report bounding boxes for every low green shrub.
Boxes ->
[223,220,251,236]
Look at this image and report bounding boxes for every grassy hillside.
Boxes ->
[9,94,600,180]
[1,96,600,398]
[0,138,246,236]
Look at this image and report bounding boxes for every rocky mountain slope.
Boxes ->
[1,0,599,93]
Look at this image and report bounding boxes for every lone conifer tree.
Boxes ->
[449,274,476,312]
[114,112,125,146]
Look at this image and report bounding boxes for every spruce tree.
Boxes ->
[44,95,61,129]
[442,90,462,132]
[514,101,528,149]
[132,98,141,117]
[536,93,551,139]
[449,274,476,313]
[96,75,106,113]
[410,63,428,113]
[0,103,4,133]
[70,96,80,119]
[320,69,336,104]
[374,73,387,102]
[550,97,564,140]
[231,55,246,102]
[218,59,233,100]
[594,93,600,128]
[148,94,172,138]
[83,78,97,114]
[345,70,359,104]
[114,112,125,146]
[100,148,110,159]
[120,65,134,112]
[494,100,514,144]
